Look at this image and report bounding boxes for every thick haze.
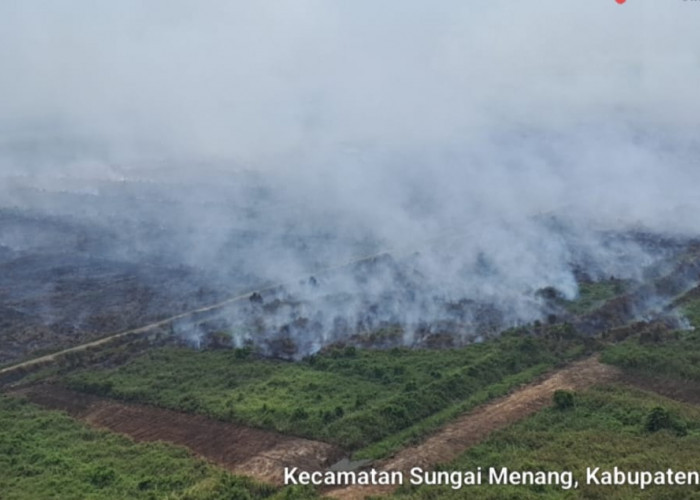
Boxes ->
[1,1,699,344]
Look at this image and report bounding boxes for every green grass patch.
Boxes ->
[64,328,585,451]
[601,329,700,383]
[0,394,316,500]
[394,385,700,499]
[354,362,552,460]
[600,293,700,383]
[563,279,628,316]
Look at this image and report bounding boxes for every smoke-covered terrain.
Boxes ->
[1,1,699,362]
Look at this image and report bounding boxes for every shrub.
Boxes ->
[553,390,575,410]
[291,407,308,421]
[644,406,687,436]
[85,465,117,488]
[645,407,672,432]
[234,347,252,359]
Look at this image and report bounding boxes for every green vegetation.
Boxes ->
[553,390,575,410]
[355,362,551,460]
[64,328,586,453]
[602,297,700,383]
[0,394,315,500]
[602,330,700,383]
[681,296,700,330]
[394,386,700,499]
[563,279,628,315]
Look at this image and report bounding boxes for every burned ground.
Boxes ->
[0,210,242,365]
[3,200,700,367]
[2,224,700,498]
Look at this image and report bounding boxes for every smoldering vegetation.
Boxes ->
[3,170,700,363]
[1,2,700,363]
[0,208,226,365]
[172,228,700,359]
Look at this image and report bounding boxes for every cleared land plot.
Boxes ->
[0,394,305,500]
[62,330,585,452]
[10,385,340,485]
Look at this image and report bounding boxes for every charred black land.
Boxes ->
[2,195,699,365]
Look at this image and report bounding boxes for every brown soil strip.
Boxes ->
[9,384,342,485]
[6,360,696,499]
[327,356,621,500]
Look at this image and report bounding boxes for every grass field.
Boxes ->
[0,394,317,500]
[601,297,700,383]
[64,328,586,453]
[4,280,699,499]
[393,385,700,499]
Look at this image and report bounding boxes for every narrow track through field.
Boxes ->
[0,249,403,382]
[327,356,620,499]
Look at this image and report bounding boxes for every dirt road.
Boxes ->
[7,357,619,494]
[0,251,401,382]
[0,228,472,382]
[327,356,621,499]
[13,357,695,498]
[0,289,271,380]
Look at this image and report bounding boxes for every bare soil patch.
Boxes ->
[9,384,342,485]
[9,359,696,498]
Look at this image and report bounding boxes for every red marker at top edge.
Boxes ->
[616,0,626,4]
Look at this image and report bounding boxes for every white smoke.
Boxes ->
[1,1,699,350]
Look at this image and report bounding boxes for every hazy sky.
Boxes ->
[1,1,698,164]
[1,1,699,339]
[1,1,699,255]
